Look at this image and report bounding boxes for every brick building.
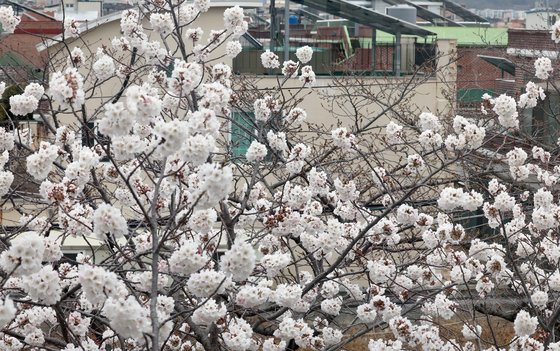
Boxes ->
[507,29,557,90]
[0,1,62,83]
[503,29,560,145]
[423,27,512,110]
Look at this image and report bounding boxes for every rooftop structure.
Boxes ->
[290,0,435,36]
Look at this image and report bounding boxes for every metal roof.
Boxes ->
[477,55,515,75]
[435,0,488,23]
[383,0,462,26]
[289,0,435,36]
[241,33,263,49]
[298,8,325,21]
[526,8,560,14]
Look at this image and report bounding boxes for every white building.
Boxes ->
[526,8,560,29]
[44,0,103,21]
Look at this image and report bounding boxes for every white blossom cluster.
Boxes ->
[0,232,45,276]
[225,40,242,57]
[438,187,483,212]
[444,115,486,150]
[168,239,209,275]
[282,60,298,78]
[92,48,115,81]
[299,65,316,86]
[261,50,280,69]
[49,67,85,109]
[150,12,174,34]
[168,59,203,96]
[92,203,128,239]
[223,6,247,39]
[254,95,280,121]
[26,142,59,180]
[284,107,307,127]
[296,45,313,63]
[103,296,151,340]
[9,82,43,117]
[492,94,519,129]
[385,121,404,144]
[331,127,356,149]
[0,6,20,33]
[518,81,546,108]
[245,140,268,162]
[4,4,560,351]
[535,56,553,80]
[64,18,79,38]
[553,19,560,42]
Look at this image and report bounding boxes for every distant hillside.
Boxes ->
[456,0,560,10]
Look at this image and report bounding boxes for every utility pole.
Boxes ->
[270,0,276,51]
[284,0,290,61]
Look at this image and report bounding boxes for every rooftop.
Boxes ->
[526,8,560,14]
[290,0,435,36]
[359,26,508,46]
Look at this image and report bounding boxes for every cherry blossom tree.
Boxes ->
[0,1,560,351]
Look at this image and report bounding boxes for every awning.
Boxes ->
[289,0,436,36]
[478,54,516,75]
[242,33,263,49]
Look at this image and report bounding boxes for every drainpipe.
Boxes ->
[270,0,276,51]
[371,28,376,74]
[395,29,401,76]
[284,0,290,61]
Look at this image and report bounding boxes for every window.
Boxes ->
[60,252,78,265]
[230,111,281,162]
[230,111,255,158]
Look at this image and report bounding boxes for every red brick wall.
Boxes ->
[15,21,61,35]
[457,47,513,91]
[0,13,62,78]
[0,35,49,68]
[508,29,555,51]
[506,29,559,91]
[495,79,517,95]
[510,55,536,91]
[341,47,394,71]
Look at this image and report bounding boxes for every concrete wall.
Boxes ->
[250,75,443,126]
[76,1,102,13]
[526,11,560,29]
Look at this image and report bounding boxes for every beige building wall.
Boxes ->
[253,76,442,126]
[76,1,102,13]
[249,39,457,128]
